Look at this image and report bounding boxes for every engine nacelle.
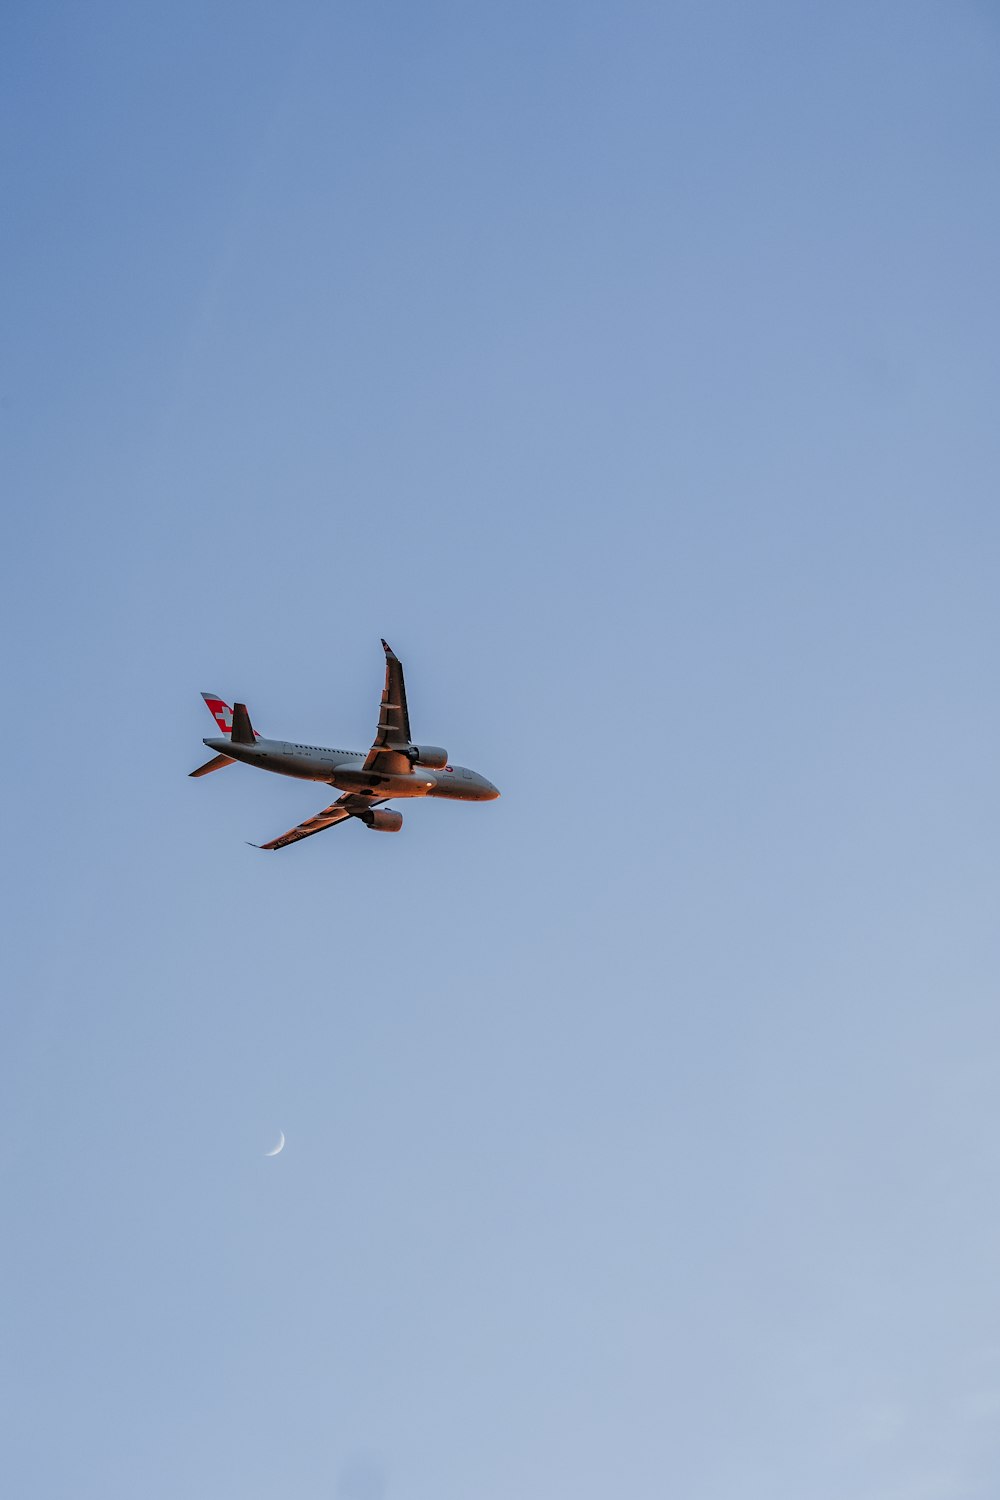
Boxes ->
[364,809,403,833]
[407,745,449,770]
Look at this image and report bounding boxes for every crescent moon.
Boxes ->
[265,1131,285,1157]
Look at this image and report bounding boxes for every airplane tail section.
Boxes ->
[192,691,257,775]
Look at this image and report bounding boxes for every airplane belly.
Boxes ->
[331,768,434,797]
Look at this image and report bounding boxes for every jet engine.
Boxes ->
[363,809,403,833]
[406,745,449,770]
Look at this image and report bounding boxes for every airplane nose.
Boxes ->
[483,780,500,800]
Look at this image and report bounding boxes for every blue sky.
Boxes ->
[3,4,1000,1497]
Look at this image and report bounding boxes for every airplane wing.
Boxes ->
[362,639,413,775]
[250,793,385,851]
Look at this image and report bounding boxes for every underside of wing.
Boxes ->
[362,639,413,776]
[251,793,384,851]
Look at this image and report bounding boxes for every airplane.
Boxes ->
[190,639,500,850]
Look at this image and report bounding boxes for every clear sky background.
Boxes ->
[3,4,1000,1497]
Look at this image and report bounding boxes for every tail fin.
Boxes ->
[201,692,260,741]
[230,702,256,745]
[202,693,235,735]
[189,752,234,778]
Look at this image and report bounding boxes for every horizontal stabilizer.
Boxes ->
[230,702,255,745]
[189,753,235,778]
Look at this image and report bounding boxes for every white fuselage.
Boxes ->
[203,736,500,802]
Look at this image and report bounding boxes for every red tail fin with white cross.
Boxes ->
[202,693,235,735]
[202,693,259,740]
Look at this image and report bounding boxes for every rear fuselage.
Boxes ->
[202,736,499,802]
